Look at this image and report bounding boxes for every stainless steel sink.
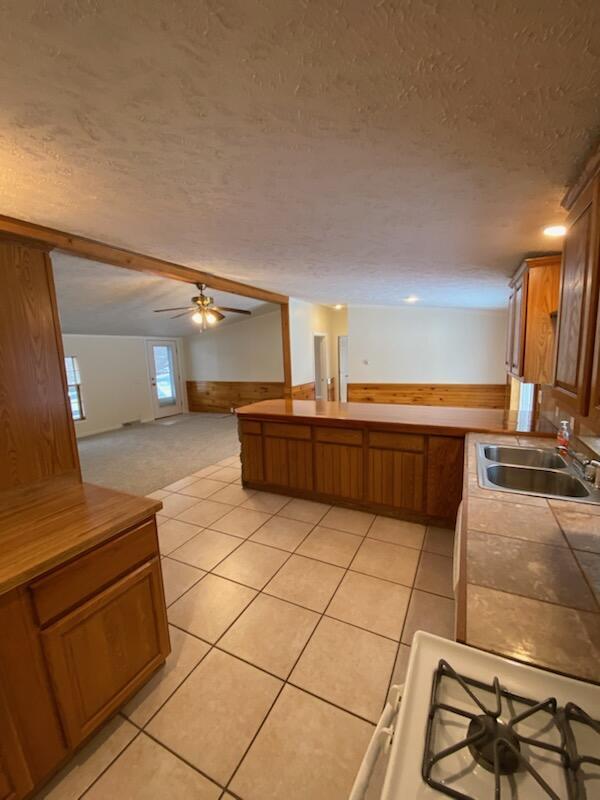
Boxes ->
[477,443,600,504]
[484,464,589,498]
[482,445,566,470]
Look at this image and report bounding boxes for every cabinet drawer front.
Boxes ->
[31,519,158,626]
[42,560,169,747]
[240,420,261,434]
[263,422,311,440]
[368,431,425,451]
[315,427,362,445]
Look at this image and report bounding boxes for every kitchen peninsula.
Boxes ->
[236,398,542,527]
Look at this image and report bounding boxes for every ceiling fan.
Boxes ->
[153,283,252,330]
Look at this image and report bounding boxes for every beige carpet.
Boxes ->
[77,413,239,496]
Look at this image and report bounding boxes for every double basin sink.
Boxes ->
[477,444,600,504]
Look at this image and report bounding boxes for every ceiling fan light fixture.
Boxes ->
[191,311,203,324]
[205,310,217,325]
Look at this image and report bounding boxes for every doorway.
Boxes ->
[338,335,348,402]
[146,339,184,418]
[313,334,328,400]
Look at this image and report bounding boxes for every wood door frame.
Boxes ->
[0,215,293,399]
[312,332,328,400]
[338,334,348,402]
[145,338,185,419]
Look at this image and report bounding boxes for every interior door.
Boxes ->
[338,335,349,402]
[146,340,183,419]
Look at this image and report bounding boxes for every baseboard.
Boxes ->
[347,383,508,409]
[187,380,284,413]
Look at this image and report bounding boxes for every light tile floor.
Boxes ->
[37,452,455,800]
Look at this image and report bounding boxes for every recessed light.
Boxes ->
[404,295,419,304]
[543,225,567,237]
[334,304,343,310]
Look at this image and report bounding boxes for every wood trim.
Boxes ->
[0,214,288,304]
[347,383,508,409]
[562,139,600,211]
[280,303,292,399]
[186,380,284,413]
[291,381,316,400]
[0,240,80,491]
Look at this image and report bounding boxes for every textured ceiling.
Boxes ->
[1,1,599,308]
[53,253,273,337]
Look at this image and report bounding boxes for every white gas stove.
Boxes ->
[351,632,600,800]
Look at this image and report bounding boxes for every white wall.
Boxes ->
[62,334,162,437]
[289,299,348,388]
[348,306,507,383]
[184,310,284,382]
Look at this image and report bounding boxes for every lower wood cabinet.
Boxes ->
[239,419,464,525]
[42,559,169,747]
[0,516,170,799]
[367,448,425,512]
[315,442,363,499]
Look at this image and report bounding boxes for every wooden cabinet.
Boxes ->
[42,559,168,746]
[239,418,463,525]
[506,256,560,383]
[0,685,33,800]
[263,423,313,490]
[0,515,169,798]
[367,431,424,512]
[315,428,363,500]
[553,179,600,416]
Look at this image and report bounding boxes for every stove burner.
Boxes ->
[422,660,598,800]
[467,714,521,775]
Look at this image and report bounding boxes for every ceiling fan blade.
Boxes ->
[213,306,252,315]
[153,306,192,313]
[210,310,226,322]
[170,309,195,319]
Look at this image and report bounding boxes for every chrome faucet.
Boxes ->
[557,445,600,487]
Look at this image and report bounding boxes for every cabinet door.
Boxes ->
[315,442,363,499]
[240,434,263,482]
[553,181,599,415]
[426,436,464,521]
[510,275,527,377]
[505,290,515,371]
[42,560,169,747]
[367,448,425,512]
[264,438,313,490]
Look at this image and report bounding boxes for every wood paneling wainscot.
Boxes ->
[291,382,316,400]
[186,380,284,413]
[0,239,80,492]
[347,383,508,409]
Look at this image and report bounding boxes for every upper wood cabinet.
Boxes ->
[553,178,600,416]
[506,255,561,384]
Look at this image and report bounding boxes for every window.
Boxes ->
[64,356,84,421]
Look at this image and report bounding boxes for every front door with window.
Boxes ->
[146,340,183,418]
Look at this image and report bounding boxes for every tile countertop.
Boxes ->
[461,433,600,684]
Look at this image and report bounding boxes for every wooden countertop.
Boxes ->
[0,480,161,595]
[461,434,600,683]
[236,399,540,436]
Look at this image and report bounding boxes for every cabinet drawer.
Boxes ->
[240,420,261,434]
[31,519,158,626]
[315,427,362,445]
[368,431,425,451]
[263,422,311,440]
[42,559,169,746]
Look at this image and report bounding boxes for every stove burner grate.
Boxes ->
[421,660,598,800]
